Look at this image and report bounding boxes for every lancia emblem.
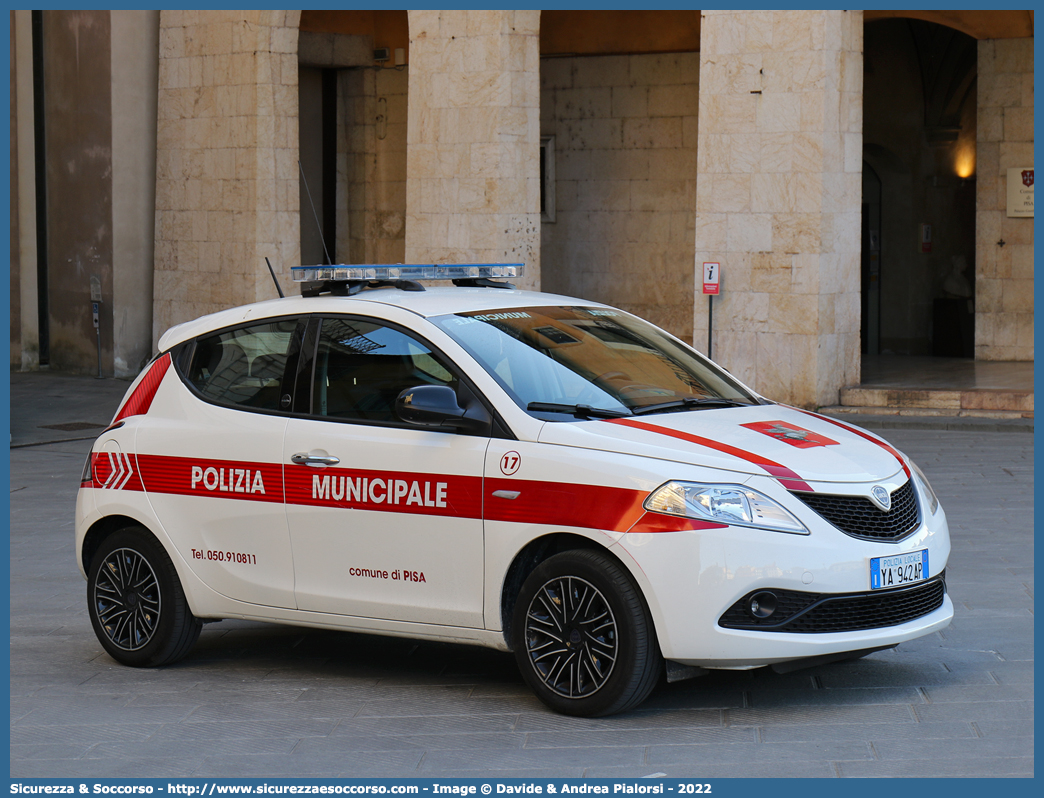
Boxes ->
[870,485,891,512]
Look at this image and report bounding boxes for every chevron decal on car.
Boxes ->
[92,451,143,492]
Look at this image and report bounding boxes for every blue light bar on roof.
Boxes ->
[291,264,524,282]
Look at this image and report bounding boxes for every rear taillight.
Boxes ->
[80,453,94,487]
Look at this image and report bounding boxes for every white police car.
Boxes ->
[76,264,951,716]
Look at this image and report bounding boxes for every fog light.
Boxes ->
[749,591,777,619]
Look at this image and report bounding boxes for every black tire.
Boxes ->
[87,526,201,667]
[512,549,663,716]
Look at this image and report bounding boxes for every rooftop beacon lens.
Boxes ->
[291,263,524,283]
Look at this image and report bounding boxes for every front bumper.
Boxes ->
[612,476,952,668]
[667,597,953,669]
[718,573,946,633]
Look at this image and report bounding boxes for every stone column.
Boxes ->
[11,10,39,370]
[975,38,1034,361]
[111,10,160,376]
[341,65,409,265]
[694,10,863,408]
[405,10,541,290]
[153,10,301,346]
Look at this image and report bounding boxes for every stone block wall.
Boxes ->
[340,66,408,264]
[694,10,863,408]
[111,10,160,375]
[405,10,541,289]
[153,10,301,345]
[976,37,1034,360]
[540,52,698,342]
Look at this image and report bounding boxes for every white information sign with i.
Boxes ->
[702,262,720,295]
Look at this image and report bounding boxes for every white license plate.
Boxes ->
[870,549,928,590]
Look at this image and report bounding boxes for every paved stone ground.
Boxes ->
[11,372,132,448]
[8,374,1034,778]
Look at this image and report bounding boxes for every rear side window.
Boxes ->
[188,320,298,411]
[313,318,458,423]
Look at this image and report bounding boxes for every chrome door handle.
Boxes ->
[291,453,340,467]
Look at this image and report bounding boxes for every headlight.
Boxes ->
[644,481,809,535]
[909,461,939,516]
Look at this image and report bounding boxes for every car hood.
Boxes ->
[536,404,908,487]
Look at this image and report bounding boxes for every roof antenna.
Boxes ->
[298,159,333,266]
[265,257,285,298]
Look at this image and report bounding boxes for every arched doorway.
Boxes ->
[862,18,978,359]
[860,161,882,356]
[297,11,410,266]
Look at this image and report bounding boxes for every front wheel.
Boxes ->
[87,527,201,667]
[512,549,662,716]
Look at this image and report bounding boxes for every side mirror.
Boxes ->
[395,385,487,434]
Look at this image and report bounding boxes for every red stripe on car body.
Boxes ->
[90,451,144,492]
[98,452,716,535]
[790,407,911,479]
[286,465,483,519]
[113,354,172,423]
[605,417,814,492]
[486,477,647,533]
[136,454,284,504]
[625,512,728,535]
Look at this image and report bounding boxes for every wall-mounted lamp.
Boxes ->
[955,145,975,179]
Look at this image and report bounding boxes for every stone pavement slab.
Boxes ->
[10,371,132,447]
[7,374,1034,778]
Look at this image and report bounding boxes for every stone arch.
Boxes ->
[863,10,1033,41]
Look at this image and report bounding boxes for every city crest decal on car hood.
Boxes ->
[538,405,908,485]
[740,420,839,449]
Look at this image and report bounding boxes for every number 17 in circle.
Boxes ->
[500,451,521,475]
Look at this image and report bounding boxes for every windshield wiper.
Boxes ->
[527,402,631,419]
[631,397,751,416]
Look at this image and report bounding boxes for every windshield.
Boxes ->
[433,306,759,420]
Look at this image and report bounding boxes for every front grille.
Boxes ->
[791,479,920,542]
[718,574,946,634]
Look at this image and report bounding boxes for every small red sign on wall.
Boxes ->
[702,262,720,295]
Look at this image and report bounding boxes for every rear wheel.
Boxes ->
[512,549,662,716]
[87,527,201,667]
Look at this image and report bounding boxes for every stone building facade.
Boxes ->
[153,11,303,342]
[692,10,864,405]
[405,10,542,290]
[975,37,1035,361]
[9,9,1035,408]
[540,51,700,342]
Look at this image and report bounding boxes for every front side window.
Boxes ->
[434,306,758,419]
[187,320,297,411]
[312,318,458,423]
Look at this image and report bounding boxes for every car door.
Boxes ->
[137,317,304,609]
[282,315,489,627]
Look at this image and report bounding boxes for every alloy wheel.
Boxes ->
[93,547,162,651]
[523,575,618,698]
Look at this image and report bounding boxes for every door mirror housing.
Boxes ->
[395,385,487,434]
